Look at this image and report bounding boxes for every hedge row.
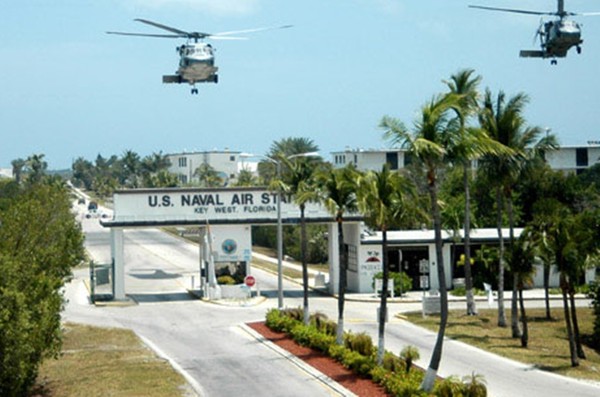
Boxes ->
[265,308,487,397]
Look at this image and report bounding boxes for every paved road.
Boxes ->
[64,215,600,397]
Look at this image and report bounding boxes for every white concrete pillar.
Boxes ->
[111,228,126,300]
[327,223,339,295]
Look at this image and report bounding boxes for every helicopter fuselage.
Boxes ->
[542,19,583,58]
[171,43,218,84]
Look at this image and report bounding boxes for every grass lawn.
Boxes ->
[33,323,193,397]
[404,307,600,382]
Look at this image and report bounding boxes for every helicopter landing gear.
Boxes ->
[191,87,199,95]
[577,46,582,54]
[551,59,558,65]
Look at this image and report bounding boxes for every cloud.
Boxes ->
[128,0,260,16]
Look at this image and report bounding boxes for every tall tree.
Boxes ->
[120,150,141,188]
[357,164,420,365]
[25,154,47,185]
[443,69,485,316]
[314,165,360,345]
[0,181,85,396]
[10,158,26,185]
[478,90,556,333]
[278,153,321,325]
[194,163,224,187]
[381,92,460,390]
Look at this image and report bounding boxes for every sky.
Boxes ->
[2,0,600,170]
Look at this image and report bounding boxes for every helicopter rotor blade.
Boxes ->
[134,19,192,37]
[469,5,554,16]
[106,31,182,39]
[576,12,600,16]
[212,25,293,37]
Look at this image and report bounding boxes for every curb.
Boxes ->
[239,323,358,397]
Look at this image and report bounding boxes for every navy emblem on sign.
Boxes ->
[222,239,237,255]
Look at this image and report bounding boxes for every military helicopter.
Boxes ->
[469,1,600,64]
[107,19,292,94]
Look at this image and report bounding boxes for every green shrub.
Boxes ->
[265,308,300,333]
[217,275,236,285]
[310,312,337,336]
[371,366,426,397]
[382,352,406,373]
[587,280,600,348]
[462,372,487,397]
[373,271,412,296]
[340,349,375,377]
[434,376,465,397]
[400,345,420,374]
[344,331,374,357]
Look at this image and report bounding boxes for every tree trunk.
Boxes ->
[421,178,448,392]
[519,286,528,348]
[544,262,552,320]
[511,273,522,338]
[561,275,579,367]
[507,196,521,338]
[376,229,389,365]
[336,216,346,345]
[300,204,310,325]
[569,290,586,359]
[463,163,477,316]
[496,187,507,327]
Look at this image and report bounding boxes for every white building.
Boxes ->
[167,150,242,186]
[331,144,600,174]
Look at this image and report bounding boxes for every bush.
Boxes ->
[382,352,406,373]
[344,331,374,357]
[373,271,413,296]
[265,308,300,333]
[587,281,600,348]
[400,345,420,374]
[217,275,236,285]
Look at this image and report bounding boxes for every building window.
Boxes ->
[230,156,236,162]
[178,174,188,184]
[386,152,399,170]
[576,148,588,167]
[178,157,187,167]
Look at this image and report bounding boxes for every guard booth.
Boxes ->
[100,187,363,300]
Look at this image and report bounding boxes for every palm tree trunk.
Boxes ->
[511,273,521,338]
[569,290,586,359]
[421,178,448,392]
[377,229,389,365]
[519,286,528,348]
[496,187,507,327]
[507,196,521,338]
[300,204,310,325]
[463,163,477,316]
[561,275,579,367]
[544,262,552,320]
[336,217,346,345]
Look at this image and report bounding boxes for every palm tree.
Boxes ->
[443,69,484,316]
[194,163,224,187]
[279,154,321,325]
[314,165,360,345]
[381,92,460,391]
[357,164,419,365]
[11,158,26,184]
[477,89,556,333]
[25,154,47,185]
[120,150,141,188]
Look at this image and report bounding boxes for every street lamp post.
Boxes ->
[275,160,284,309]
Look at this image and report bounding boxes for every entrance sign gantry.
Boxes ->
[101,187,362,300]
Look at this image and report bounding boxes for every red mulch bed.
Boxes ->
[247,321,390,397]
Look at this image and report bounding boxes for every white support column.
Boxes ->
[111,228,126,300]
[327,223,339,295]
